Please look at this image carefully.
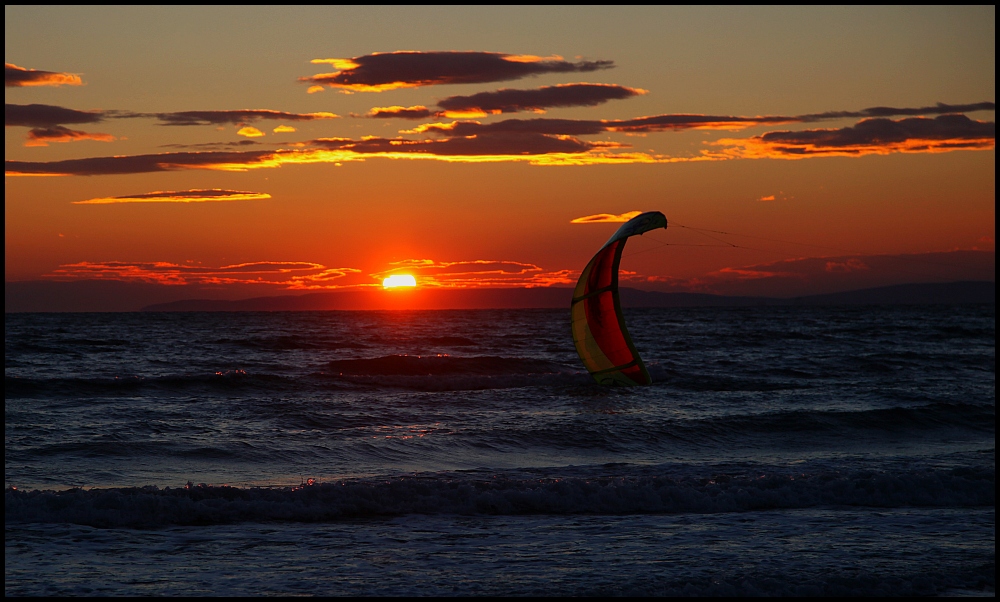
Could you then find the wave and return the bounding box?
[4,371,305,398]
[6,465,993,528]
[4,355,586,396]
[328,354,571,376]
[214,335,371,351]
[326,355,585,390]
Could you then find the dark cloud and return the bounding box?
[9,110,994,175]
[160,140,263,150]
[5,149,280,176]
[74,189,271,204]
[755,114,995,154]
[310,132,604,156]
[153,109,339,126]
[413,114,795,137]
[25,126,114,147]
[436,83,645,115]
[800,102,996,121]
[5,63,82,87]
[6,103,104,127]
[6,104,113,146]
[301,51,613,92]
[607,114,797,132]
[415,118,607,137]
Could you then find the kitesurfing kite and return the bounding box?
[571,211,668,386]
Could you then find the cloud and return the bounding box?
[6,103,104,127]
[2,137,681,175]
[237,126,265,138]
[363,105,436,119]
[757,195,776,202]
[799,101,996,122]
[159,140,263,150]
[374,259,574,288]
[24,126,115,147]
[301,51,613,92]
[570,211,643,224]
[153,109,339,126]
[73,189,271,204]
[411,114,801,138]
[44,260,355,287]
[6,103,113,147]
[410,118,606,137]
[40,257,575,290]
[607,114,798,132]
[272,125,296,133]
[5,63,82,87]
[714,115,996,158]
[10,111,994,175]
[435,83,646,117]
[309,132,615,156]
[5,149,285,176]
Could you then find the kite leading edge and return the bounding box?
[571,211,668,386]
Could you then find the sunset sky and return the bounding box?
[5,6,995,308]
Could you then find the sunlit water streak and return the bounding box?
[5,306,995,595]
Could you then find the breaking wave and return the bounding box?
[7,465,993,528]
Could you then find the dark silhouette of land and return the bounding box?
[142,281,992,311]
[5,280,993,313]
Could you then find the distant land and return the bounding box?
[136,281,991,312]
[4,280,993,313]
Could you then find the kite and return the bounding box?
[571,211,667,385]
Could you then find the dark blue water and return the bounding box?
[5,306,995,595]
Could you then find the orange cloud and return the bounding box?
[7,104,114,145]
[273,125,296,133]
[300,51,613,92]
[44,261,347,287]
[73,189,271,204]
[236,126,265,138]
[364,105,436,119]
[374,258,575,288]
[712,115,995,159]
[10,111,994,176]
[5,63,82,87]
[570,211,643,224]
[412,115,799,138]
[41,257,577,290]
[3,143,689,175]
[24,126,115,147]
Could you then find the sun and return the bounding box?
[383,274,417,288]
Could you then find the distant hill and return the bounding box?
[788,281,995,306]
[5,279,992,313]
[137,281,995,312]
[620,281,996,308]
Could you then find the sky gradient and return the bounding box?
[5,6,995,309]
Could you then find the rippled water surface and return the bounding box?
[5,306,995,595]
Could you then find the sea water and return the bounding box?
[5,306,995,595]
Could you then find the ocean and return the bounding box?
[5,305,995,595]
